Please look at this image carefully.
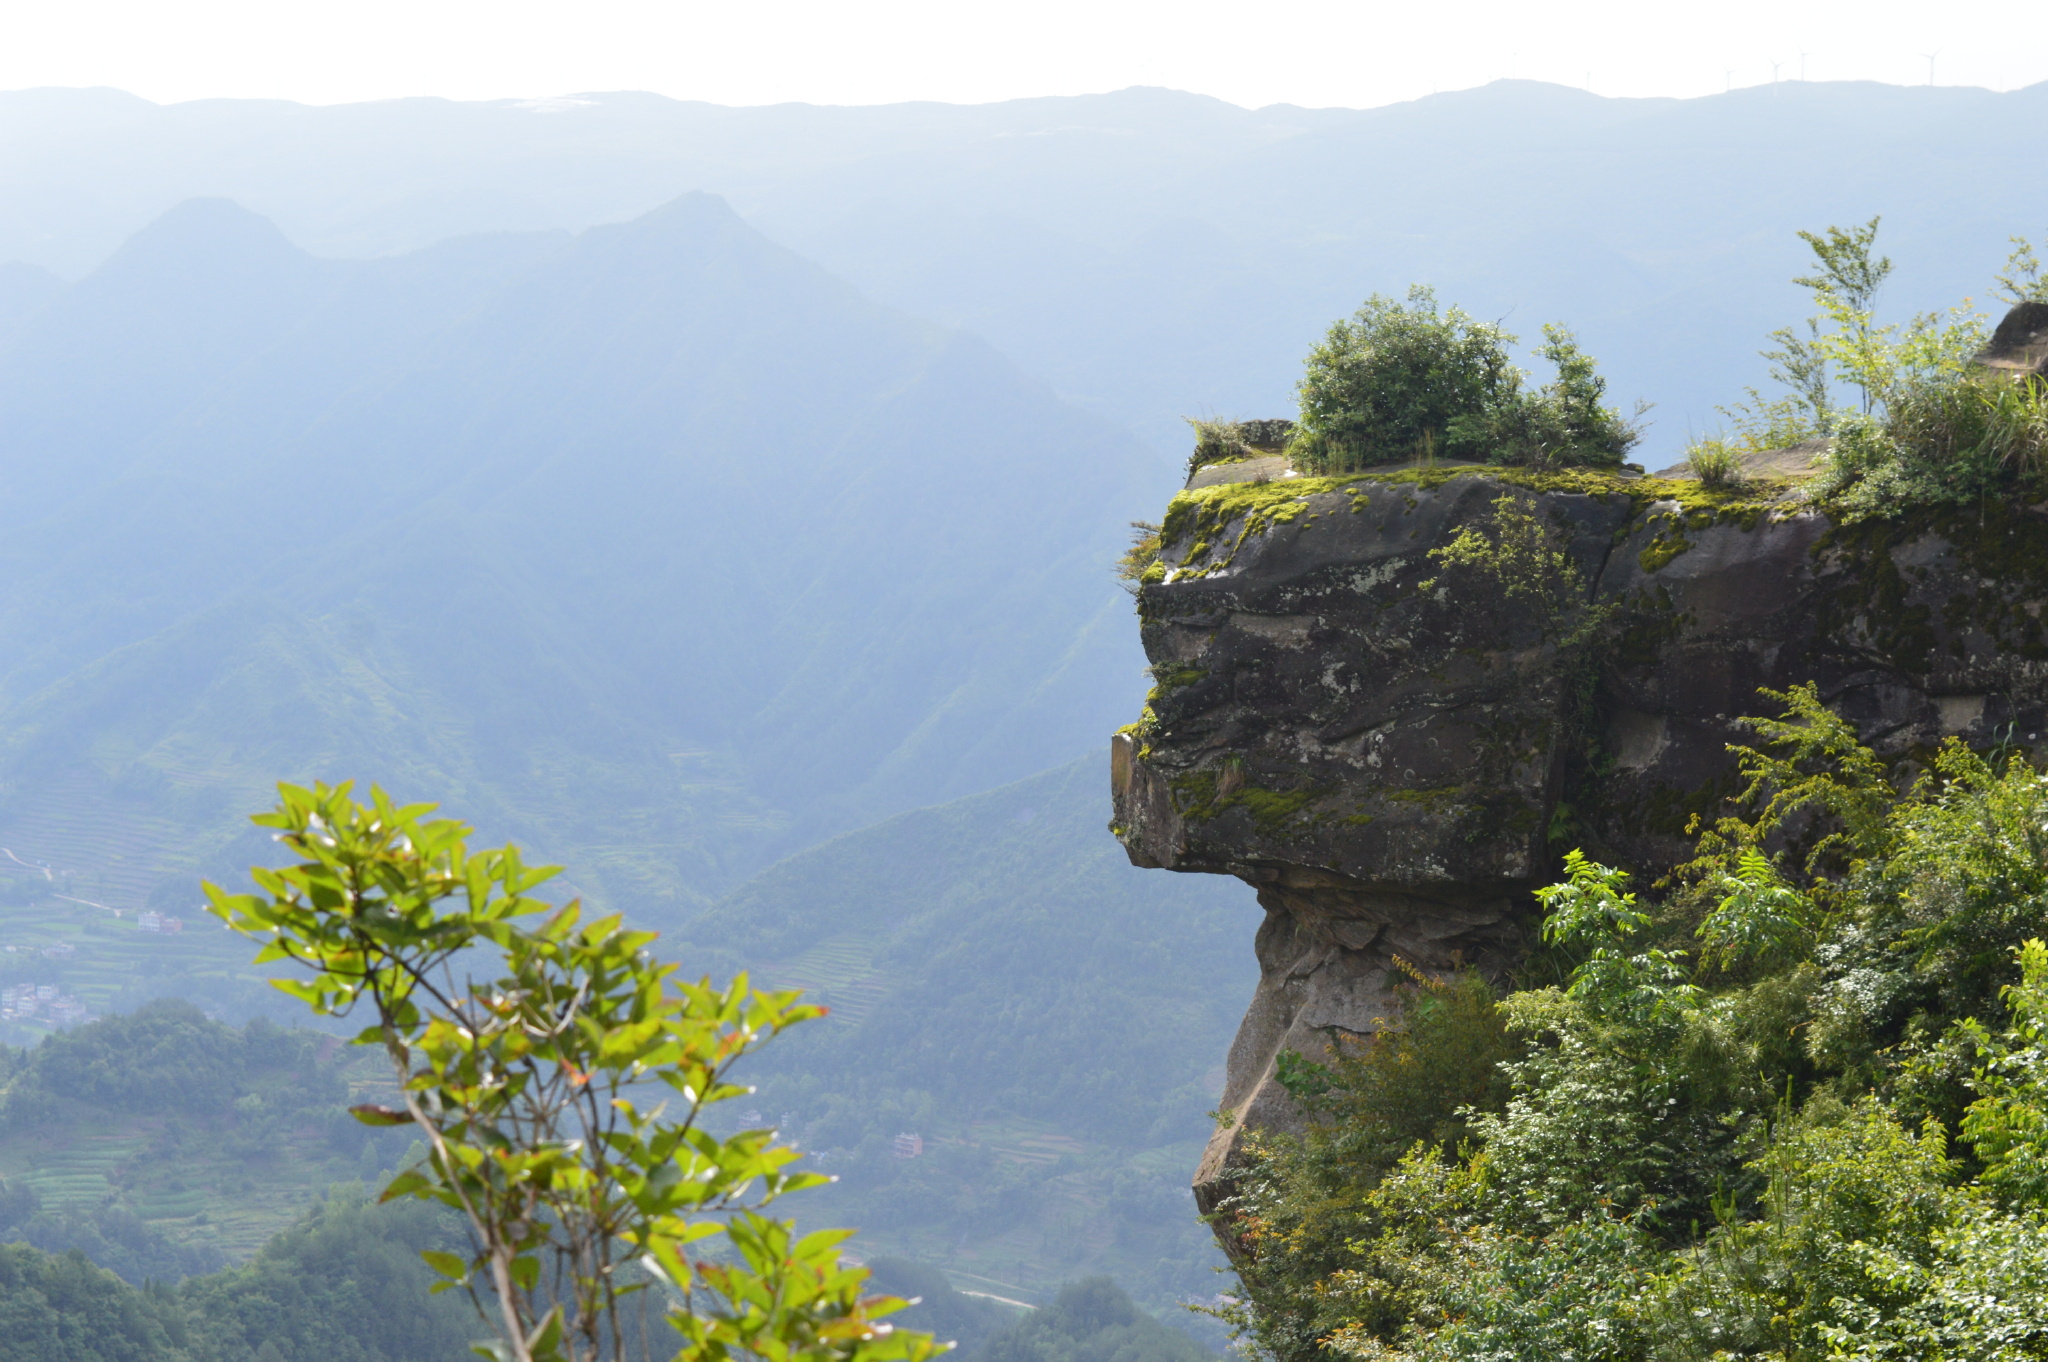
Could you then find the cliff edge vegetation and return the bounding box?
[1690,217,2048,517]
[1217,692,2048,1361]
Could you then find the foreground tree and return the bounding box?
[206,781,939,1362]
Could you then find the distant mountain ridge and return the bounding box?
[0,192,1156,922]
[3,80,2048,458]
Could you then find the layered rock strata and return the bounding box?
[1110,466,2048,1225]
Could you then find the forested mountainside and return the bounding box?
[5,81,2048,457]
[0,192,1155,946]
[0,1213,1214,1362]
[677,756,1260,1312]
[0,1191,472,1362]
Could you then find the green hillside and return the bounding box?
[672,755,1261,1317]
[0,753,1259,1332]
[0,1001,408,1277]
[0,187,1252,1323]
[0,1213,1205,1362]
[0,858,279,1030]
[0,1188,472,1362]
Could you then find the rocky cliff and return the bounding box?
[1110,462,2048,1222]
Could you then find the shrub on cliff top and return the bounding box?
[1288,287,1515,472]
[1724,216,2048,518]
[1683,437,1746,489]
[1182,418,1301,479]
[1288,287,1642,474]
[1183,418,1254,478]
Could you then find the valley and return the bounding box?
[0,67,2043,1362]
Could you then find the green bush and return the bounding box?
[1714,216,2048,518]
[1819,369,2048,519]
[1116,520,1162,594]
[1289,287,1517,472]
[1476,324,1645,470]
[1207,971,1513,1362]
[1288,288,1639,474]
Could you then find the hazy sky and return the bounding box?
[5,0,2044,109]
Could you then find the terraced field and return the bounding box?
[0,1048,404,1264]
[975,1126,1087,1168]
[10,1132,142,1210]
[0,770,198,913]
[758,938,891,1027]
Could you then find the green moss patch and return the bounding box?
[1150,467,1810,586]
[1638,525,1693,574]
[1168,767,1328,832]
[1148,665,1207,694]
[1813,500,2048,668]
[1236,786,1325,831]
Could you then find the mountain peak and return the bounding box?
[94,198,309,282]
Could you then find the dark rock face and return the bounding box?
[1110,468,2048,1226]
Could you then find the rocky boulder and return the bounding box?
[1974,299,2048,378]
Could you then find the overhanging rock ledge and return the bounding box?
[1109,465,2048,1233]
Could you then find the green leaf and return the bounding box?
[421,1249,469,1280]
